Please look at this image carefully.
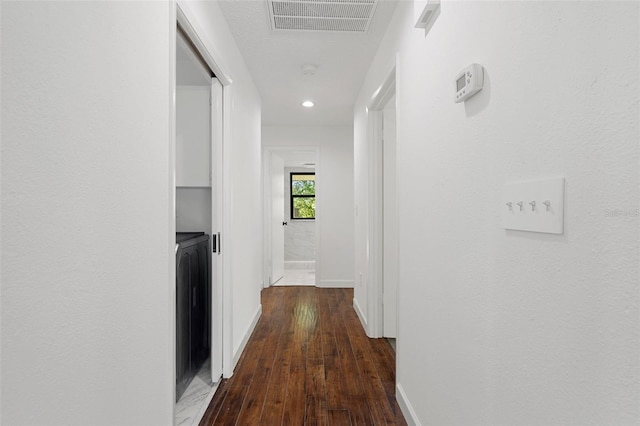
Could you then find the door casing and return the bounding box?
[365,63,398,339]
[175,0,235,393]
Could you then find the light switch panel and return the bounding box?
[502,177,565,234]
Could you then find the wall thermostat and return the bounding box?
[455,64,484,103]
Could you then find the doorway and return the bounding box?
[174,26,216,420]
[263,147,320,287]
[174,6,230,423]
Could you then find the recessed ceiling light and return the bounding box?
[302,100,314,108]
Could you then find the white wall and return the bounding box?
[1,1,264,423]
[176,188,212,236]
[175,84,212,237]
[263,126,355,287]
[284,167,316,262]
[176,85,210,187]
[1,2,175,424]
[354,1,639,425]
[178,0,263,365]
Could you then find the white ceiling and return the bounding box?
[274,149,318,168]
[217,0,398,126]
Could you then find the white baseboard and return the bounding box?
[317,279,354,288]
[396,383,421,426]
[232,304,262,369]
[284,260,315,270]
[353,297,367,330]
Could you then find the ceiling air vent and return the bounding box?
[267,0,379,33]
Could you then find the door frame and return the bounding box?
[366,64,397,338]
[262,146,320,288]
[174,0,235,390]
[382,93,398,338]
[209,77,223,382]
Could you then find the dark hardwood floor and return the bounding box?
[199,286,407,425]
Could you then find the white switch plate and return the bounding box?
[502,177,565,234]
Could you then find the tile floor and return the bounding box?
[387,338,396,352]
[273,268,316,286]
[175,359,218,426]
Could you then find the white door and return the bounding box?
[383,96,398,338]
[210,78,223,383]
[270,153,285,284]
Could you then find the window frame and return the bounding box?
[290,172,316,220]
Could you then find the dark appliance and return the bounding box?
[176,232,211,401]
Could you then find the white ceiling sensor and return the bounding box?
[415,0,440,37]
[267,0,379,33]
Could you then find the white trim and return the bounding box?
[366,109,383,338]
[284,260,315,270]
[232,304,263,369]
[210,77,224,383]
[317,279,354,288]
[396,383,421,426]
[368,68,396,111]
[365,64,397,338]
[168,0,178,416]
[176,3,231,86]
[222,84,234,378]
[353,297,367,329]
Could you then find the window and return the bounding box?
[290,173,315,219]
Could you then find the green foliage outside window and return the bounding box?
[291,173,315,219]
[292,179,315,196]
[293,198,316,218]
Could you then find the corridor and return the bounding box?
[199,287,407,425]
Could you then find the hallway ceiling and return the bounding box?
[217,0,398,126]
[277,149,317,168]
